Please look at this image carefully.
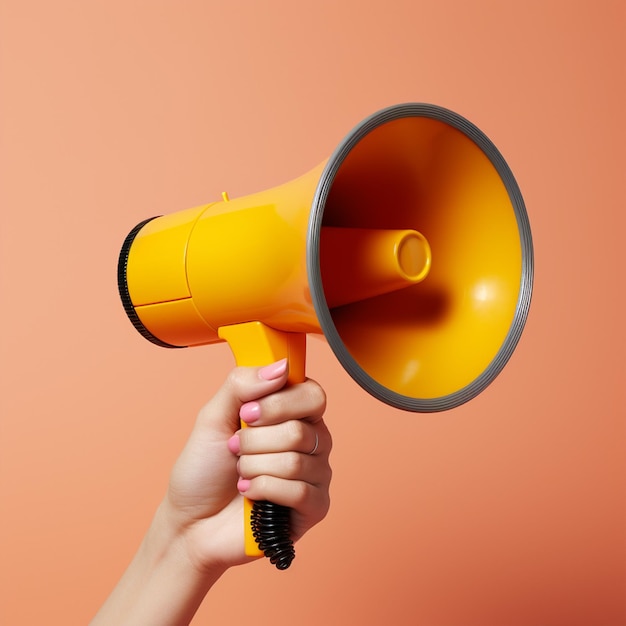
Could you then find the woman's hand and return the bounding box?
[165,358,332,572]
[90,360,331,626]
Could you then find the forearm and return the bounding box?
[90,501,226,626]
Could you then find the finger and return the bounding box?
[196,360,290,433]
[237,474,330,520]
[222,359,290,404]
[239,379,327,427]
[238,450,332,484]
[237,420,329,456]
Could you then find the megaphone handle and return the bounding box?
[217,321,307,570]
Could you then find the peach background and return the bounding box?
[1,1,624,625]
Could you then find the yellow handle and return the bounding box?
[217,321,306,557]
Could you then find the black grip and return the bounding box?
[250,500,295,570]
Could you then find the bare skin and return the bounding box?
[90,359,332,625]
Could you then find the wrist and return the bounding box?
[91,501,228,626]
[151,498,229,583]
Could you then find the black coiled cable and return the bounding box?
[251,500,295,570]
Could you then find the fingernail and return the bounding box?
[240,401,261,424]
[227,434,240,455]
[259,358,288,381]
[237,477,251,493]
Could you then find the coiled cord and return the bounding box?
[250,500,295,570]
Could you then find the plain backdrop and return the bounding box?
[1,1,624,625]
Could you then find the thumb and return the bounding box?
[197,360,290,435]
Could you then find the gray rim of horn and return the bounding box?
[307,102,534,413]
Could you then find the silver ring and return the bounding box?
[308,432,319,455]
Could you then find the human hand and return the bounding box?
[163,358,332,573]
[91,359,331,625]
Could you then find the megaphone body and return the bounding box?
[118,103,533,567]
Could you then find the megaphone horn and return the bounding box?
[117,103,534,568]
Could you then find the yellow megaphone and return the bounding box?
[117,103,534,569]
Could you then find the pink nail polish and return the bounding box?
[240,401,261,424]
[227,434,240,455]
[237,477,251,493]
[259,358,288,381]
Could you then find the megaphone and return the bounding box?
[117,103,533,569]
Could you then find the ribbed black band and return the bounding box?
[117,217,185,349]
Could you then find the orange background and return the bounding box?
[1,1,624,625]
